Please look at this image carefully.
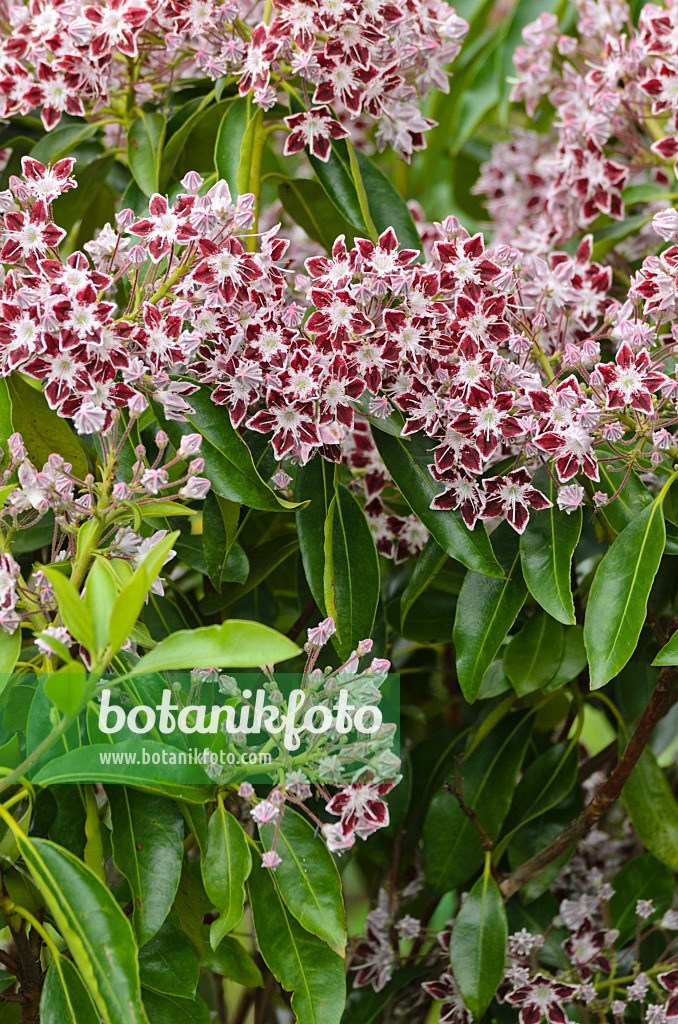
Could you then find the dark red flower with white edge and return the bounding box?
[246,396,321,459]
[283,105,348,161]
[84,0,151,58]
[422,971,473,1024]
[14,156,76,202]
[433,232,502,286]
[595,343,667,415]
[430,467,485,529]
[561,921,611,982]
[506,974,578,1024]
[352,920,394,992]
[659,969,678,1018]
[129,194,197,264]
[36,62,84,130]
[481,469,552,534]
[355,227,419,279]
[534,425,599,483]
[307,289,373,346]
[451,390,524,461]
[1,201,66,262]
[325,781,395,838]
[192,237,263,304]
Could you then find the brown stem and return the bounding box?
[286,598,317,642]
[500,666,678,898]
[9,923,43,1024]
[446,757,493,851]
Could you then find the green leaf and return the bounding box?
[449,871,507,1019]
[83,559,117,654]
[160,99,220,191]
[128,113,166,197]
[506,742,579,837]
[372,430,501,577]
[127,619,301,675]
[32,740,213,803]
[584,498,666,689]
[248,850,346,1024]
[323,484,380,659]
[306,138,367,232]
[30,124,98,163]
[260,808,346,956]
[400,537,448,630]
[214,97,250,196]
[109,787,184,946]
[138,921,199,997]
[17,835,149,1024]
[200,934,263,988]
[7,374,87,477]
[174,863,206,959]
[202,795,252,949]
[40,954,100,1024]
[520,468,580,624]
[596,452,653,534]
[153,386,304,511]
[503,612,565,697]
[279,179,357,250]
[609,854,675,944]
[0,629,21,680]
[51,155,115,235]
[44,663,93,715]
[142,990,210,1024]
[622,747,678,869]
[423,713,533,895]
[42,566,95,653]
[591,214,652,261]
[108,531,180,656]
[453,523,527,701]
[352,148,422,252]
[202,492,247,590]
[296,457,336,613]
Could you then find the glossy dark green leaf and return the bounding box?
[202,492,247,590]
[40,954,100,1024]
[248,850,346,1024]
[519,468,580,624]
[400,537,448,629]
[296,457,336,613]
[160,98,222,190]
[260,808,346,955]
[453,523,527,701]
[609,854,675,944]
[214,97,250,196]
[584,499,666,689]
[324,484,380,659]
[33,741,213,803]
[307,139,366,233]
[128,112,166,197]
[108,787,184,946]
[17,836,148,1024]
[449,871,507,1018]
[506,742,579,837]
[142,989,210,1024]
[372,430,501,578]
[622,747,678,869]
[174,863,206,960]
[51,155,115,235]
[591,214,652,261]
[153,386,304,511]
[352,148,421,251]
[200,934,263,988]
[217,535,299,608]
[8,374,87,477]
[279,179,358,250]
[30,124,97,163]
[596,452,653,534]
[138,921,199,998]
[423,713,533,895]
[128,619,300,675]
[202,795,252,949]
[503,612,565,697]
[543,626,587,692]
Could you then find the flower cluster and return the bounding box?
[0,0,467,157]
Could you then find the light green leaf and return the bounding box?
[40,954,100,1024]
[127,620,301,675]
[42,567,95,653]
[200,934,263,988]
[623,747,678,869]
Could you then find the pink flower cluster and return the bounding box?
[0,0,467,157]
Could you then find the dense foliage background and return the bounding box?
[1,0,678,1021]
